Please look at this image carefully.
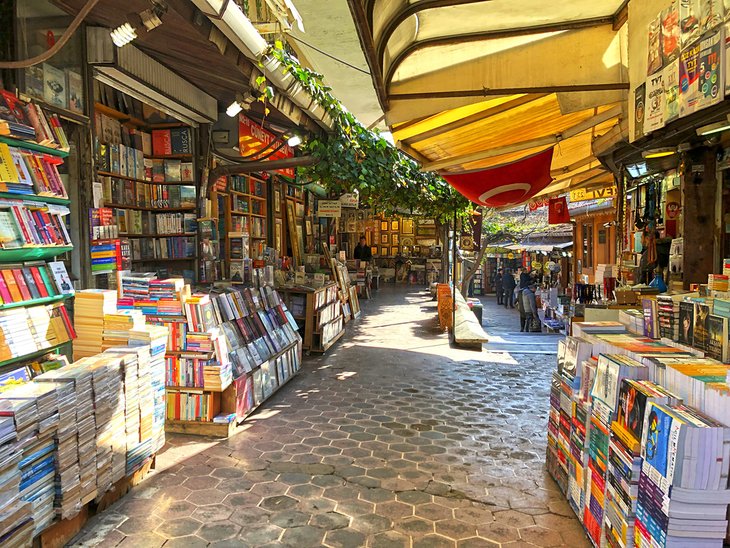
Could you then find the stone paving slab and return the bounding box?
[68,287,588,548]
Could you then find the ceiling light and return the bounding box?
[226,101,243,117]
[110,23,138,47]
[110,0,168,48]
[642,147,677,159]
[697,119,730,136]
[287,135,302,147]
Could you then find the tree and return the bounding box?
[460,207,548,296]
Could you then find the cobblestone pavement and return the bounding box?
[70,288,588,547]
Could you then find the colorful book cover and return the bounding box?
[679,0,702,47]
[42,63,67,109]
[692,302,711,352]
[678,301,694,346]
[705,313,729,362]
[47,261,74,296]
[66,70,83,113]
[663,58,680,123]
[679,40,702,116]
[697,30,723,110]
[617,381,649,443]
[634,83,646,139]
[170,128,192,154]
[641,403,680,484]
[642,298,659,339]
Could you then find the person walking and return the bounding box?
[519,268,532,289]
[520,282,541,332]
[494,268,504,305]
[502,268,516,309]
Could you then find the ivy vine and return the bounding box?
[269,45,470,224]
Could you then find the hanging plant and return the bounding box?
[269,45,471,224]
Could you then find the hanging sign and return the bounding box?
[317,200,342,218]
[569,186,617,203]
[238,114,294,178]
[339,193,359,208]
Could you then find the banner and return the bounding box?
[548,197,571,225]
[339,193,359,208]
[569,186,617,203]
[442,148,555,208]
[238,114,294,178]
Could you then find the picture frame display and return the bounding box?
[380,247,389,256]
[380,233,389,244]
[391,246,399,256]
[401,218,414,235]
[391,220,399,232]
[392,233,399,245]
[380,220,389,231]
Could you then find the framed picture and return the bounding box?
[414,245,421,254]
[417,238,436,247]
[275,219,283,253]
[305,219,312,236]
[380,233,389,244]
[274,189,281,214]
[401,218,414,235]
[380,247,388,256]
[380,220,389,231]
[371,246,378,256]
[391,246,399,256]
[392,233,399,245]
[390,220,399,231]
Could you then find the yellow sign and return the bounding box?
[569,186,617,203]
[531,261,542,271]
[507,252,515,259]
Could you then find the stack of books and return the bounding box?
[73,290,118,359]
[103,349,141,455]
[546,368,568,494]
[102,310,145,350]
[46,381,79,519]
[18,435,56,534]
[708,274,729,291]
[636,402,730,547]
[0,143,67,198]
[0,409,33,546]
[656,295,682,341]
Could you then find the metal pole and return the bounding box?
[452,207,457,343]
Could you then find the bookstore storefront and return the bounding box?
[0,1,367,545]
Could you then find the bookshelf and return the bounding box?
[0,136,75,374]
[93,82,198,282]
[224,174,268,268]
[278,283,345,353]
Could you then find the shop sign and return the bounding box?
[317,200,342,218]
[528,197,549,211]
[238,114,294,178]
[507,252,515,259]
[645,72,665,132]
[532,261,542,271]
[569,186,617,203]
[339,193,359,208]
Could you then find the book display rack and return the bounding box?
[225,174,268,267]
[278,282,345,353]
[546,322,730,548]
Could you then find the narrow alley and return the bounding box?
[70,288,588,548]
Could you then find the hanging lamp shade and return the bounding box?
[441,148,555,208]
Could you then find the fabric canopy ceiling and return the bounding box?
[347,0,630,205]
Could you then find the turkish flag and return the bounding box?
[441,148,555,208]
[548,196,571,224]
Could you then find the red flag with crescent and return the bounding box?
[441,148,555,208]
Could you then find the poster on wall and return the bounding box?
[645,72,666,132]
[664,59,681,122]
[648,15,663,75]
[662,2,681,64]
[634,83,646,138]
[697,29,724,109]
[701,0,725,33]
[680,0,702,47]
[679,40,702,116]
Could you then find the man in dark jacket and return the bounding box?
[502,269,516,308]
[494,268,504,305]
[353,236,372,262]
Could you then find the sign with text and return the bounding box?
[569,186,617,203]
[238,114,294,178]
[317,200,342,218]
[339,193,359,208]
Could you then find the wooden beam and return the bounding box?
[401,94,548,145]
[396,142,431,165]
[422,105,622,171]
[392,84,629,102]
[207,156,315,199]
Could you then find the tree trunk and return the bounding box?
[460,244,489,297]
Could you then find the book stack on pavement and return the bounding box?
[0,410,33,547]
[103,348,141,471]
[73,290,117,360]
[584,354,649,546]
[35,364,96,506]
[102,310,145,351]
[637,402,730,547]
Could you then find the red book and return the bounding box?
[11,269,31,301]
[10,206,31,244]
[29,267,49,298]
[58,304,76,339]
[152,130,172,156]
[1,271,22,302]
[0,272,12,303]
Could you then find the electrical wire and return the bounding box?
[286,34,370,75]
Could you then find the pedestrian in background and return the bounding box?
[494,268,504,305]
[502,268,516,309]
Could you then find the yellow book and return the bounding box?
[0,143,19,183]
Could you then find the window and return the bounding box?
[583,223,593,269]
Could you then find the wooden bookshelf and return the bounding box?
[94,89,199,280]
[223,174,269,270]
[0,192,70,205]
[278,283,344,353]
